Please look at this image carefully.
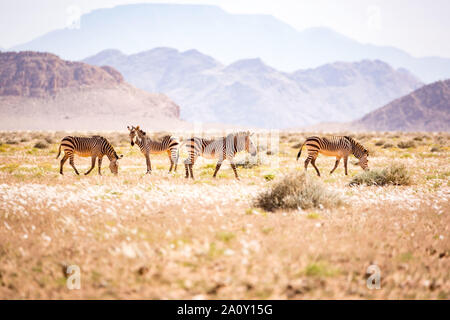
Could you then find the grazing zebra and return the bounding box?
[56,136,123,175]
[296,136,369,176]
[127,125,180,174]
[183,131,257,180]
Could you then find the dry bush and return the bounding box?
[383,143,394,149]
[397,140,416,149]
[33,141,49,149]
[374,140,385,146]
[349,163,411,186]
[235,154,263,169]
[6,140,18,145]
[254,171,343,212]
[430,146,441,152]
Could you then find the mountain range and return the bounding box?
[0,51,181,130]
[356,79,450,131]
[84,47,422,128]
[10,3,450,83]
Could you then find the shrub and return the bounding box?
[6,140,18,145]
[349,163,411,186]
[44,137,54,144]
[383,143,394,149]
[254,171,343,212]
[291,142,303,149]
[33,141,49,149]
[430,147,441,152]
[397,140,415,149]
[235,154,262,168]
[374,140,385,146]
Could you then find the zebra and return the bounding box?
[183,131,257,180]
[296,136,369,176]
[127,125,180,174]
[56,136,123,175]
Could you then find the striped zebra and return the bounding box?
[56,136,123,175]
[296,136,369,176]
[127,125,180,174]
[183,131,257,180]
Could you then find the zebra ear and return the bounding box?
[136,126,140,130]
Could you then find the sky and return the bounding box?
[1,0,449,58]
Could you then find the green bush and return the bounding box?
[254,171,343,212]
[349,163,411,186]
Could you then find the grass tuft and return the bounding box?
[254,171,343,212]
[33,141,49,149]
[349,163,411,186]
[397,140,416,149]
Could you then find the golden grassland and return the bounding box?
[0,130,449,299]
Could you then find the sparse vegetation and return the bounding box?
[0,130,448,299]
[349,163,411,186]
[254,171,343,211]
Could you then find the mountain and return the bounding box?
[355,80,450,131]
[84,48,422,128]
[11,3,450,83]
[0,51,180,130]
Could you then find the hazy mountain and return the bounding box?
[84,48,422,128]
[0,51,181,130]
[356,80,450,131]
[11,3,450,83]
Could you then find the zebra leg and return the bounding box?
[230,162,240,180]
[344,156,348,175]
[145,153,152,174]
[184,163,189,178]
[69,155,79,175]
[311,158,320,177]
[167,150,174,173]
[188,163,195,179]
[212,161,223,178]
[330,157,341,174]
[85,156,97,175]
[59,153,69,175]
[98,157,103,176]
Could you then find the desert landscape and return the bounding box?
[0,130,448,299]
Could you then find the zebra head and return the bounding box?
[109,154,123,175]
[355,149,369,171]
[127,125,137,146]
[236,131,257,156]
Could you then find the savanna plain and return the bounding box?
[0,130,448,299]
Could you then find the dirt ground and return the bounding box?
[0,130,448,299]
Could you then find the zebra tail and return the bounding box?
[56,144,62,159]
[296,141,306,161]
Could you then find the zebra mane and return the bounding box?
[344,136,368,157]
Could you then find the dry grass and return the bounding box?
[0,131,449,299]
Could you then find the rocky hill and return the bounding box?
[355,80,450,131]
[0,51,181,130]
[84,48,422,128]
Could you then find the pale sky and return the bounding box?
[1,0,449,58]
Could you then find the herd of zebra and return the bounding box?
[56,125,370,179]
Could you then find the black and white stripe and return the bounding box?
[183,131,256,180]
[296,135,369,176]
[127,125,179,174]
[56,136,122,175]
